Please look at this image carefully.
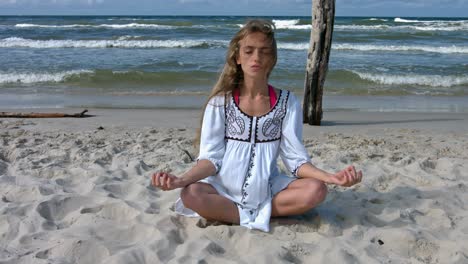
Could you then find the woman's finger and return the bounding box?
[151,173,157,186]
[165,175,172,190]
[349,165,357,176]
[153,172,161,187]
[349,170,358,185]
[345,170,353,184]
[160,173,167,188]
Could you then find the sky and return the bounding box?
[0,0,467,17]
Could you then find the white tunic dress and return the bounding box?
[175,89,311,232]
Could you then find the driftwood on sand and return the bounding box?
[0,109,93,118]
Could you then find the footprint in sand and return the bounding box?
[419,158,436,172]
[102,182,141,200]
[80,206,102,214]
[4,184,54,203]
[404,208,452,230]
[35,239,109,263]
[36,195,96,229]
[144,202,159,214]
[279,247,302,264]
[205,241,226,256]
[154,216,188,263]
[0,159,8,175]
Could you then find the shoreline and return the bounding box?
[2,107,467,134]
[2,94,468,113]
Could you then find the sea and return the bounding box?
[1,16,467,112]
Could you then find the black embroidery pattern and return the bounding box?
[261,105,286,138]
[254,90,289,143]
[240,143,256,208]
[213,160,222,174]
[226,103,245,136]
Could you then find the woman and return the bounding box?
[151,19,362,232]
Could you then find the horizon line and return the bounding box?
[0,14,467,19]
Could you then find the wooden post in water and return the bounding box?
[303,0,335,125]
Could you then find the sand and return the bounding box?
[1,108,468,263]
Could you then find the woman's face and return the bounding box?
[236,32,274,80]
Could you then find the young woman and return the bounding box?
[151,19,362,232]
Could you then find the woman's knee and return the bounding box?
[303,180,328,206]
[180,183,208,209]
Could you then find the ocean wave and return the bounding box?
[394,17,468,23]
[336,25,391,30]
[0,37,228,49]
[334,43,468,54]
[272,19,311,30]
[3,37,466,54]
[353,71,468,87]
[236,20,311,30]
[0,70,216,86]
[0,70,93,84]
[336,24,468,31]
[394,18,422,23]
[280,43,468,54]
[277,43,308,50]
[369,18,389,22]
[116,35,142,40]
[15,23,175,29]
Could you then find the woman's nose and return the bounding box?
[253,50,261,62]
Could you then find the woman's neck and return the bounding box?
[240,77,268,98]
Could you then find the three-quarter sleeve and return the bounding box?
[279,92,310,177]
[197,95,226,174]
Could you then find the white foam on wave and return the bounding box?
[369,18,388,22]
[107,18,160,21]
[278,43,468,54]
[237,20,311,30]
[4,38,466,54]
[272,19,299,27]
[0,37,228,49]
[15,23,174,29]
[336,24,468,31]
[272,19,310,30]
[0,70,92,84]
[394,18,421,23]
[277,43,308,50]
[394,17,468,23]
[353,71,468,87]
[116,35,141,40]
[336,25,391,30]
[334,43,468,54]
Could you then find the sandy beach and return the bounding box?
[1,108,468,263]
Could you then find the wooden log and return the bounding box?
[303,0,335,126]
[0,109,93,118]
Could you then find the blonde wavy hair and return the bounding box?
[194,19,278,148]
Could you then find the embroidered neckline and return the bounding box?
[231,89,283,119]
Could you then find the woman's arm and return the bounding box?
[152,96,226,191]
[296,162,333,182]
[297,162,362,187]
[151,159,216,191]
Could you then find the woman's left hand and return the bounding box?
[328,165,363,187]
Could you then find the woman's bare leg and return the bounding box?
[271,178,327,217]
[180,183,240,224]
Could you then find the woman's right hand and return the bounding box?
[151,172,184,191]
[327,165,362,187]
